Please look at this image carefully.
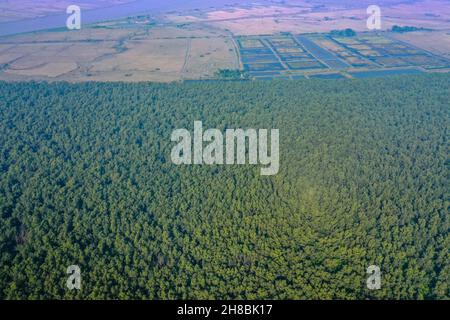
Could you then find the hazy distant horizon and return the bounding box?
[0,0,446,39]
[0,0,246,36]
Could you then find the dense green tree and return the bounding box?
[0,75,448,299]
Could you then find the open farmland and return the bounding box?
[0,0,449,82]
[166,0,450,35]
[391,31,450,60]
[0,16,239,82]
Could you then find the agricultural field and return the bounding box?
[235,31,450,80]
[166,0,450,35]
[0,0,449,82]
[0,16,239,82]
[391,31,450,60]
[331,33,450,71]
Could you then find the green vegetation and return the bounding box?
[0,75,449,299]
[391,25,431,33]
[216,69,249,80]
[330,28,356,37]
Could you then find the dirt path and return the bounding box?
[181,38,192,77]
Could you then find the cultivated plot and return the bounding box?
[236,32,450,80]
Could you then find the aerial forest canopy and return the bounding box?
[0,75,448,299]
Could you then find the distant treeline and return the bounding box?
[391,25,432,33]
[330,28,356,37]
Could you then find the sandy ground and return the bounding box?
[182,37,238,79]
